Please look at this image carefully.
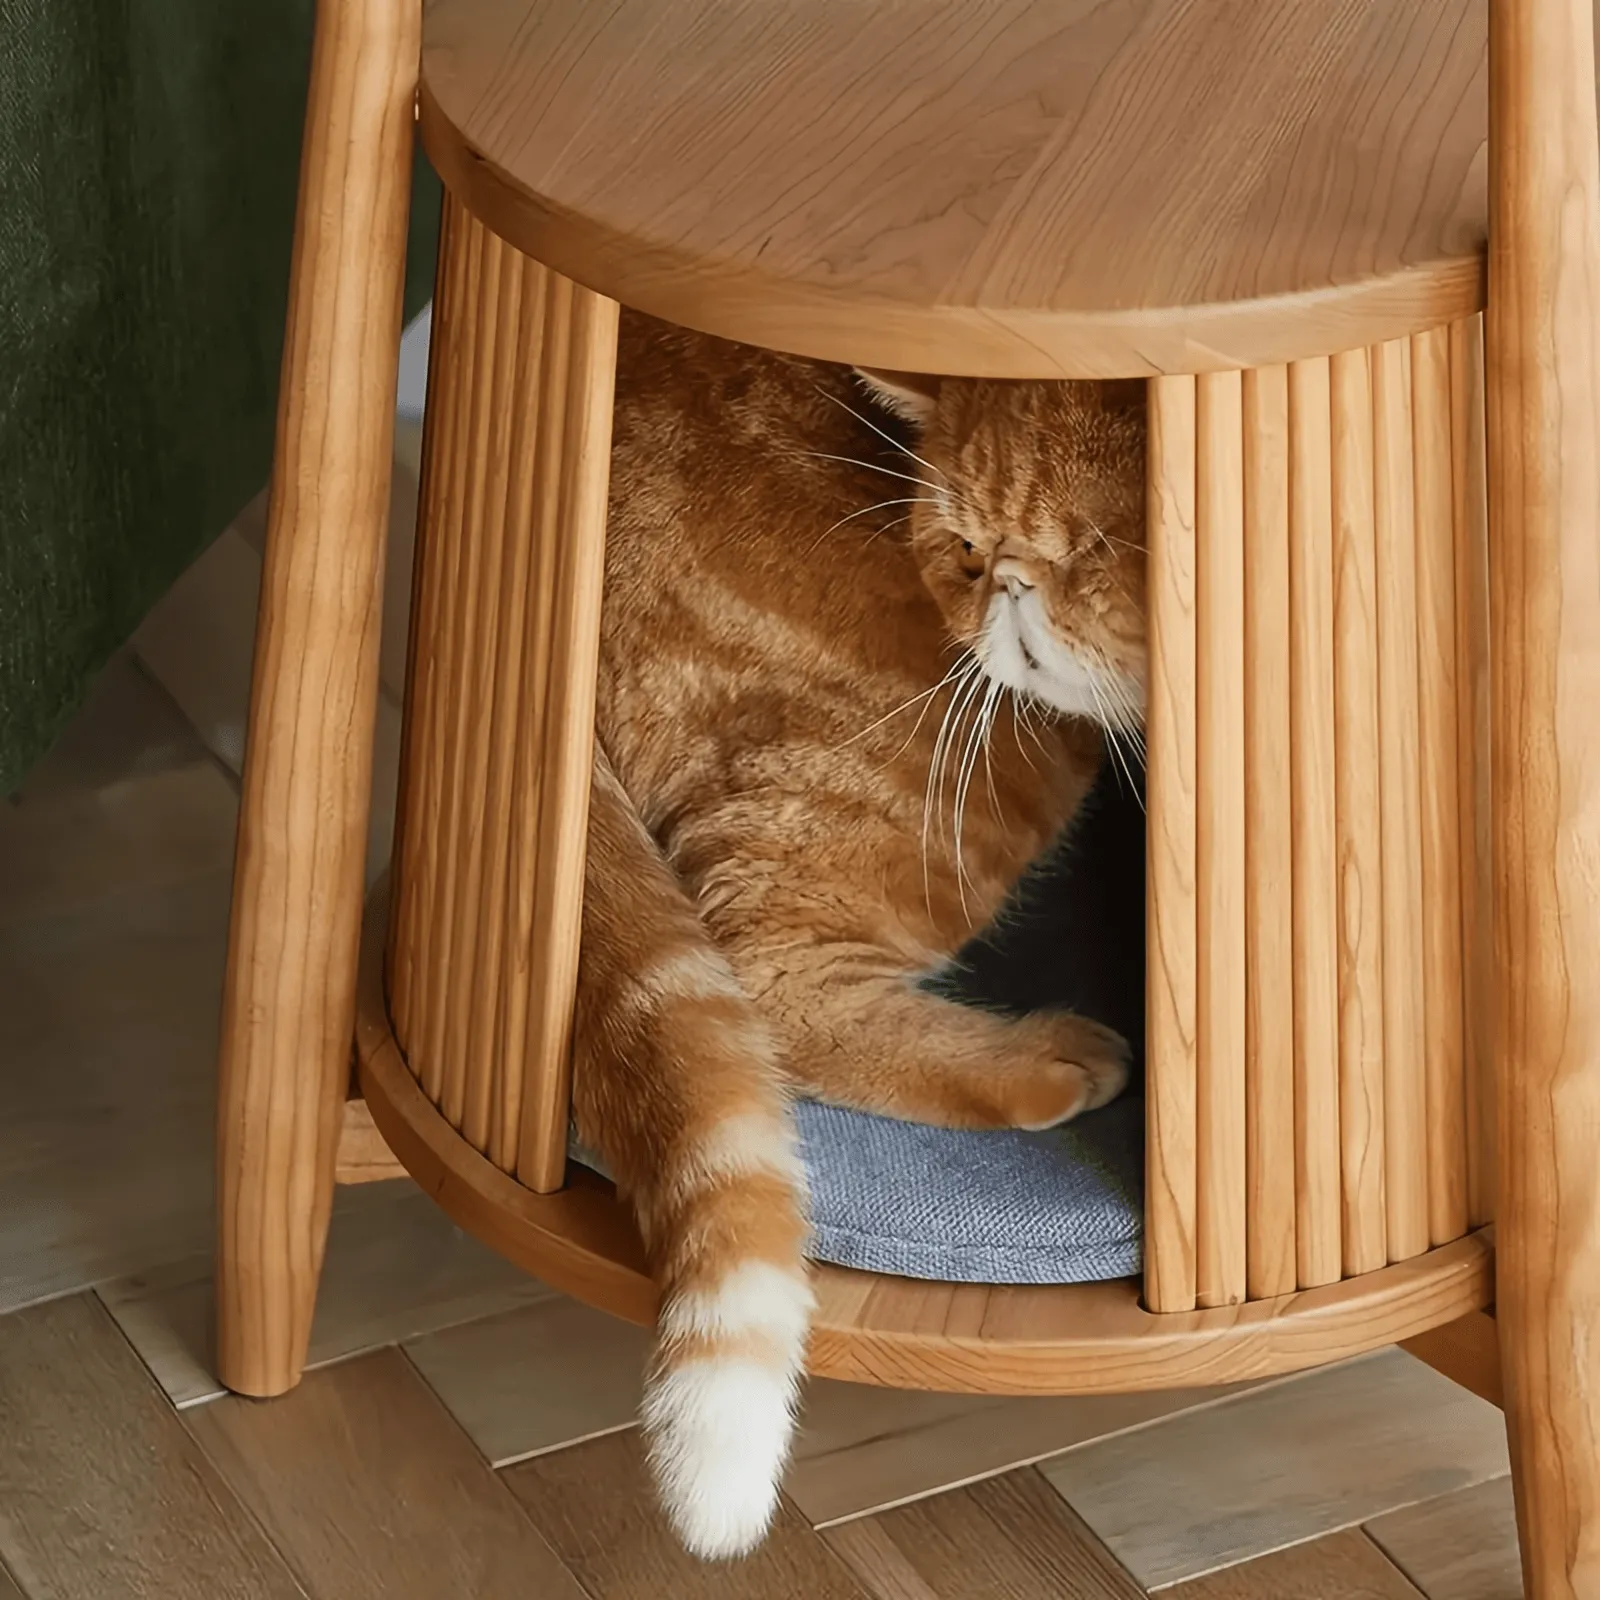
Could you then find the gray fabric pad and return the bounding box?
[794,1095,1143,1285]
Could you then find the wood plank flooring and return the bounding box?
[1367,1478,1523,1600]
[0,507,1528,1598]
[824,1473,1147,1600]
[0,1296,307,1600]
[188,1350,587,1600]
[0,1287,1525,1600]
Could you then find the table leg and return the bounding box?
[214,0,419,1397]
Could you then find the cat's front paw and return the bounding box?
[1003,1017,1130,1130]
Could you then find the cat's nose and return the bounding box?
[994,558,1035,601]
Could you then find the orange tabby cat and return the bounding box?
[572,312,1147,1557]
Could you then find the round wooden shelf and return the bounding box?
[419,0,1490,378]
[354,906,1495,1396]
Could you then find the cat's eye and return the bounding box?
[960,539,974,554]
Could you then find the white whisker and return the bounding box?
[806,496,940,554]
[921,657,985,907]
[1008,698,1039,771]
[817,384,950,485]
[851,652,968,751]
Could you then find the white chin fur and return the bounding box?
[642,1357,800,1559]
[979,591,1142,723]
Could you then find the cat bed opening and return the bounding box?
[578,760,1147,1288]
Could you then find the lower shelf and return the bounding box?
[352,916,1495,1395]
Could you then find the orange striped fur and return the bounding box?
[571,315,1147,1555]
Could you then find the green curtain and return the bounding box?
[0,0,440,792]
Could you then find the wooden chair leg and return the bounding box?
[215,0,420,1397]
[1487,1,1600,1594]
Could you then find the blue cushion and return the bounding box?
[794,1094,1142,1285]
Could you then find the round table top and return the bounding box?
[421,0,1489,377]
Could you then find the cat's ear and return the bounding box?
[854,367,941,428]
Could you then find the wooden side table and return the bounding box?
[213,3,1600,1593]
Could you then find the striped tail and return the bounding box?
[572,747,814,1558]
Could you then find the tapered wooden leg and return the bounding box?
[1488,1,1600,1595]
[215,0,419,1397]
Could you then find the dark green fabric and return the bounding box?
[0,0,439,792]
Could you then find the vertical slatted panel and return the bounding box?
[1241,365,1297,1300]
[432,225,511,1130]
[496,279,571,1172]
[1288,356,1344,1289]
[1371,340,1430,1264]
[414,231,481,1118]
[388,195,461,1050]
[1144,374,1200,1314]
[1330,346,1388,1278]
[1411,326,1471,1246]
[460,258,548,1154]
[1194,370,1248,1309]
[387,193,618,1189]
[1450,315,1496,1229]
[514,281,619,1191]
[396,206,485,1104]
[1149,332,1482,1312]
[445,241,526,1137]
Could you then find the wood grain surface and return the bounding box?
[0,1296,307,1600]
[505,1431,871,1600]
[1161,1529,1426,1599]
[1330,345,1389,1279]
[1449,315,1496,1232]
[1367,1476,1522,1600]
[1486,1,1600,1594]
[215,0,418,1397]
[385,193,618,1190]
[421,0,1488,377]
[1287,356,1345,1291]
[789,1377,1266,1528]
[1409,325,1471,1249]
[335,1096,406,1184]
[1193,370,1248,1311]
[1145,374,1200,1314]
[187,1348,586,1600]
[1040,1349,1507,1589]
[1241,365,1297,1302]
[1371,339,1430,1267]
[824,1472,1145,1600]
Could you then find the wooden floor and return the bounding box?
[0,454,1524,1599]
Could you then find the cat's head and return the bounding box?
[856,368,1147,732]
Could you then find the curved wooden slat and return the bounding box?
[1194,370,1248,1310]
[1372,338,1429,1264]
[1287,355,1344,1291]
[1330,346,1388,1279]
[1242,365,1297,1301]
[1145,375,1199,1315]
[1450,315,1495,1231]
[1410,324,1470,1248]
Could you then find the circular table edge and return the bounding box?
[419,80,1488,381]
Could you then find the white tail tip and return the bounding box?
[642,1358,799,1559]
